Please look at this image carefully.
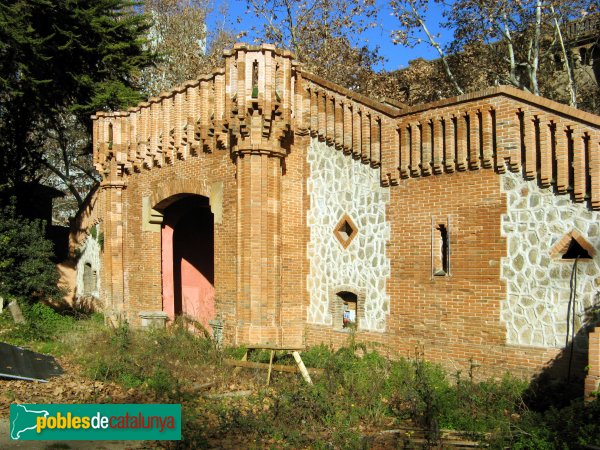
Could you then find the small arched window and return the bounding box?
[332,291,358,330]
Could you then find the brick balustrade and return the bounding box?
[92,45,600,210]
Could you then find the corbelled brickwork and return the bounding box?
[77,44,600,381]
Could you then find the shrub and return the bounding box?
[80,321,220,399]
[301,344,333,368]
[498,398,600,449]
[0,201,62,303]
[0,302,76,345]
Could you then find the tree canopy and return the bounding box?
[138,0,235,97]
[1,0,599,219]
[0,0,154,192]
[244,0,383,92]
[389,0,599,109]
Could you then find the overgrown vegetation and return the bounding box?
[0,301,97,357]
[2,306,599,448]
[78,319,222,397]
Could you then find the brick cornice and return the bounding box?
[300,71,404,116]
[395,86,600,128]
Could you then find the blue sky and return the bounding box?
[208,0,450,72]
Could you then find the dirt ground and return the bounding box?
[0,359,158,450]
[0,418,152,450]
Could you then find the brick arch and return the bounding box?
[151,179,211,211]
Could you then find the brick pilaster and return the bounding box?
[585,326,600,400]
[235,154,283,345]
[101,176,126,322]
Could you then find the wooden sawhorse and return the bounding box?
[231,345,313,385]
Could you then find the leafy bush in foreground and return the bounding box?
[0,202,61,303]
[0,302,76,345]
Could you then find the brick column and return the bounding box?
[585,326,600,401]
[235,153,283,345]
[101,179,126,323]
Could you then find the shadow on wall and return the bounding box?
[161,195,215,329]
[524,299,600,410]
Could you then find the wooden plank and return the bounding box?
[266,350,275,385]
[224,359,323,375]
[245,344,305,351]
[292,350,313,384]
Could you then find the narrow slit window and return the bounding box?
[433,223,450,276]
[108,122,113,148]
[252,60,259,98]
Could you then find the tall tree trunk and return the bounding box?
[550,2,577,107]
[529,0,542,96]
[413,5,464,96]
[501,15,524,90]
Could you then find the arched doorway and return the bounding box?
[160,195,215,331]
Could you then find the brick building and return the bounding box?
[74,44,600,390]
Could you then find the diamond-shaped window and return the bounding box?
[334,214,358,249]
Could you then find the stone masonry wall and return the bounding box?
[88,44,600,372]
[306,138,390,332]
[501,171,600,349]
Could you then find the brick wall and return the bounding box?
[117,152,237,328]
[586,327,600,399]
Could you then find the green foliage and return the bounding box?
[0,202,62,303]
[223,345,247,360]
[496,398,600,449]
[0,302,76,346]
[300,343,334,368]
[10,313,597,449]
[206,341,529,448]
[0,0,152,115]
